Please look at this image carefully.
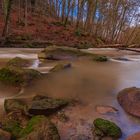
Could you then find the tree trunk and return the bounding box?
[2,0,12,37]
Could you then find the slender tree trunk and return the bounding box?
[24,0,28,27]
[2,0,12,37]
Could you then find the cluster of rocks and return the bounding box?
[0,94,69,140]
[0,94,123,140]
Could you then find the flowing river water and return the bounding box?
[0,48,140,140]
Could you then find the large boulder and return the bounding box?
[126,132,140,140]
[38,46,85,60]
[92,118,122,140]
[50,63,71,72]
[19,115,60,140]
[117,87,140,117]
[38,46,108,62]
[0,67,41,86]
[27,95,68,116]
[0,129,11,140]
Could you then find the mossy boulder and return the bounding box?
[93,118,122,139]
[7,57,31,68]
[2,115,60,140]
[38,46,86,60]
[2,119,22,138]
[117,87,140,117]
[27,95,68,116]
[50,63,71,72]
[19,115,60,140]
[4,99,25,113]
[0,67,41,86]
[93,56,108,62]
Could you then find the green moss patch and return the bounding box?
[2,120,22,138]
[93,118,122,138]
[19,115,60,140]
[0,67,41,86]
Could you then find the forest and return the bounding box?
[0,0,140,46]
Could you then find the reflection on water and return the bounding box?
[0,48,140,139]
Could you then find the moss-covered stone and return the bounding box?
[50,63,71,72]
[2,119,22,138]
[7,57,31,68]
[38,46,86,60]
[93,118,122,138]
[0,67,41,86]
[38,46,108,63]
[19,115,60,140]
[93,56,108,62]
[27,95,68,116]
[0,67,24,85]
[4,99,25,113]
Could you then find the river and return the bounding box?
[0,48,140,140]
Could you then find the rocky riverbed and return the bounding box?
[0,47,140,140]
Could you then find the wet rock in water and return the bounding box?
[7,57,31,68]
[114,57,130,61]
[38,45,86,60]
[117,87,140,117]
[19,115,60,140]
[93,56,108,62]
[27,95,68,116]
[50,63,71,72]
[38,45,108,62]
[0,129,11,140]
[126,132,140,140]
[0,67,41,86]
[4,99,25,113]
[95,105,118,114]
[92,118,122,140]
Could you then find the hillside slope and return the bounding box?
[0,11,105,48]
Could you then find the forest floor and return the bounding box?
[0,11,106,48]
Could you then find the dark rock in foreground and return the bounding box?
[2,115,60,140]
[92,118,122,140]
[19,115,60,140]
[117,87,140,117]
[27,95,68,116]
